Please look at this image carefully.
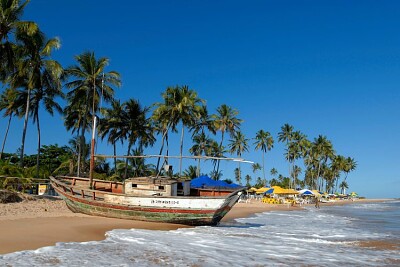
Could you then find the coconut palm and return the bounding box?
[23,36,63,176]
[64,51,120,176]
[189,132,212,177]
[0,0,37,80]
[183,165,198,179]
[189,104,216,136]
[270,167,278,179]
[313,135,334,190]
[212,104,242,174]
[245,174,252,187]
[292,165,302,189]
[254,130,274,181]
[331,155,346,192]
[0,88,19,159]
[9,27,63,169]
[208,139,225,179]
[114,99,155,178]
[153,85,204,176]
[339,180,349,195]
[99,99,123,174]
[278,123,294,182]
[228,131,249,185]
[343,157,357,181]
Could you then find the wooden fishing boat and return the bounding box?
[50,175,243,226]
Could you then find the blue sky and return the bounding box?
[1,0,399,198]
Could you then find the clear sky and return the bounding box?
[1,0,399,198]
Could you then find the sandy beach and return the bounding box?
[0,196,389,255]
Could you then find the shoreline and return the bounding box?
[0,197,392,255]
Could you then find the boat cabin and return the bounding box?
[124,177,191,196]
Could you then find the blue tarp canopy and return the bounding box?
[190,175,241,189]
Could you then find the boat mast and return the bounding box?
[89,74,97,189]
[89,115,97,189]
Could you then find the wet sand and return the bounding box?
[0,197,390,254]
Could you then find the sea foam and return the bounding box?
[1,202,399,266]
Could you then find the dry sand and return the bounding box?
[0,196,389,255]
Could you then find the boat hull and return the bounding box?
[50,176,242,226]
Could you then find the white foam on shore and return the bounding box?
[1,202,399,266]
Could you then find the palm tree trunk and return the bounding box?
[113,142,117,174]
[77,128,83,177]
[238,162,241,185]
[156,129,168,174]
[20,88,31,167]
[0,114,12,160]
[262,152,265,181]
[197,158,201,177]
[179,126,185,177]
[77,89,91,177]
[36,112,41,178]
[124,143,132,179]
[216,131,225,174]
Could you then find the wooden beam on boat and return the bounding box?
[94,154,254,164]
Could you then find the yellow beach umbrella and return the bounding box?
[312,190,321,197]
[255,187,270,194]
[247,187,257,193]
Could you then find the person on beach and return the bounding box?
[315,197,320,208]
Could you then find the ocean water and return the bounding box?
[1,200,399,267]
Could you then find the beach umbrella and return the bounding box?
[311,190,321,197]
[247,187,257,193]
[264,186,298,195]
[255,187,270,194]
[298,189,314,196]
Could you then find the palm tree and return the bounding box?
[292,165,302,189]
[0,0,37,81]
[285,131,306,188]
[339,180,349,195]
[153,85,204,176]
[228,131,249,185]
[208,139,225,180]
[251,163,261,187]
[114,99,155,178]
[9,27,63,169]
[278,123,294,184]
[99,99,123,174]
[332,155,346,192]
[183,165,198,179]
[190,104,216,136]
[64,51,121,176]
[0,88,19,159]
[212,104,242,174]
[23,35,63,176]
[129,147,155,177]
[244,174,252,187]
[254,130,274,181]
[270,168,278,180]
[189,132,212,177]
[313,135,334,190]
[343,157,357,182]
